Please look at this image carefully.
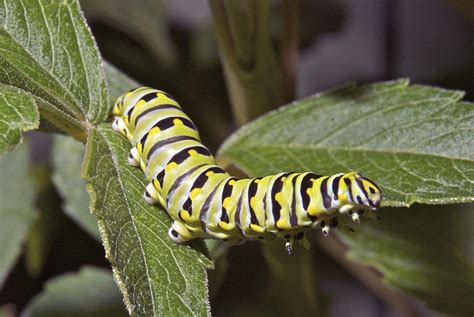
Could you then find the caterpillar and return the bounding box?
[112,87,383,253]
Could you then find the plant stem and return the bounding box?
[314,235,422,317]
[209,0,285,126]
[280,0,299,103]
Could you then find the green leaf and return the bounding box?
[21,266,128,317]
[0,143,37,287]
[0,85,39,155]
[219,79,474,207]
[83,125,213,316]
[0,0,108,139]
[338,204,474,316]
[52,135,99,240]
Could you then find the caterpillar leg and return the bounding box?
[143,183,159,204]
[349,210,361,223]
[112,118,128,137]
[285,236,295,255]
[284,232,312,254]
[128,147,140,167]
[295,232,313,252]
[168,220,194,243]
[320,221,331,236]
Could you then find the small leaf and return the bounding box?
[0,0,108,137]
[338,205,474,316]
[219,79,474,206]
[0,143,37,287]
[83,125,213,316]
[21,266,128,317]
[0,85,39,155]
[52,135,100,240]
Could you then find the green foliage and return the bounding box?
[0,143,37,286]
[338,205,474,315]
[0,85,39,155]
[52,135,99,240]
[83,125,213,316]
[22,266,128,317]
[219,79,474,207]
[219,79,474,315]
[0,0,108,140]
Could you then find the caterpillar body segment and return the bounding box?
[112,87,383,252]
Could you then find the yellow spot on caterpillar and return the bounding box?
[137,143,143,154]
[190,188,201,199]
[282,176,287,181]
[165,162,178,172]
[206,171,215,177]
[223,197,231,209]
[180,210,191,222]
[136,100,146,107]
[188,149,198,156]
[250,196,257,211]
[150,126,161,134]
[250,224,265,233]
[275,192,283,205]
[153,179,161,190]
[125,92,134,97]
[276,219,290,230]
[219,221,234,231]
[173,119,184,126]
[229,179,236,185]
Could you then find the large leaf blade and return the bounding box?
[219,79,474,206]
[83,125,213,316]
[0,85,39,155]
[0,0,108,133]
[0,143,37,287]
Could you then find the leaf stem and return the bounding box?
[314,235,422,317]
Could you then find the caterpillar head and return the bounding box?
[344,172,383,211]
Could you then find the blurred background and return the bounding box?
[0,0,472,316]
